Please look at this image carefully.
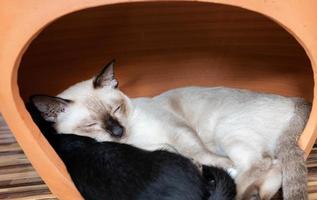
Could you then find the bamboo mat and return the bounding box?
[0,114,316,200]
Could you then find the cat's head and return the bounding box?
[31,60,133,142]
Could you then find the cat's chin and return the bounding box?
[93,134,112,142]
[92,133,129,143]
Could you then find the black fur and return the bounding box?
[27,100,236,200]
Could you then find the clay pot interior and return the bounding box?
[11,2,314,199]
[18,2,313,103]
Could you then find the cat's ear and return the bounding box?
[30,95,72,123]
[93,59,118,89]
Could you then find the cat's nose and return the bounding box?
[110,126,124,138]
[105,117,124,138]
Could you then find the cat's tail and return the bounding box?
[275,99,311,200]
[202,166,236,200]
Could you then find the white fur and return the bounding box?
[56,78,302,199]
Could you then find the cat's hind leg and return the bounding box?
[258,160,282,200]
[223,141,275,200]
[236,157,273,200]
[241,159,282,200]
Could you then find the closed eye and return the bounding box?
[113,105,122,114]
[85,123,97,127]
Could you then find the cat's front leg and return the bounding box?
[195,151,233,169]
[174,125,236,174]
[193,151,237,178]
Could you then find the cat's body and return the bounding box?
[155,86,294,157]
[150,87,309,200]
[32,60,309,199]
[28,102,236,200]
[128,86,294,158]
[113,87,308,200]
[56,135,236,200]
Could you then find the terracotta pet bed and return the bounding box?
[0,1,317,199]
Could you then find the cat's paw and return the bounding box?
[196,153,235,170]
[214,158,235,170]
[226,167,238,178]
[190,158,203,173]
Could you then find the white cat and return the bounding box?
[32,60,309,200]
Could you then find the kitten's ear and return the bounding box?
[30,95,72,123]
[93,59,118,89]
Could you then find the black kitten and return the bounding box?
[28,100,236,200]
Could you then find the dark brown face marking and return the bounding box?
[104,116,124,138]
[83,97,126,138]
